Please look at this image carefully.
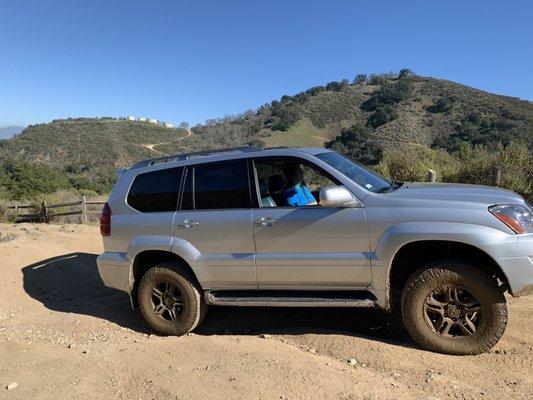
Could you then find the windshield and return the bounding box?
[316,151,392,193]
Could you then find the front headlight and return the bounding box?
[489,204,533,234]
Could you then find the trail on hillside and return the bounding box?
[139,128,193,156]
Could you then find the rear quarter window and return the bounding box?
[127,167,183,212]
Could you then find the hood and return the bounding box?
[386,182,525,206]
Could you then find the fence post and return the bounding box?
[40,201,48,223]
[426,169,436,183]
[492,166,502,187]
[81,196,87,224]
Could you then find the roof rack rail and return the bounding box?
[130,146,262,169]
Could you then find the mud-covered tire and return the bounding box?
[401,262,507,355]
[138,263,207,336]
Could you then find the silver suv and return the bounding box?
[97,146,533,355]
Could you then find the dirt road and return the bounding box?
[1,223,531,399]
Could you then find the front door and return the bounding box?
[173,159,256,290]
[252,157,371,290]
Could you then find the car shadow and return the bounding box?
[197,306,414,348]
[22,252,150,333]
[22,252,414,348]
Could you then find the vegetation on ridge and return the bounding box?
[0,71,531,203]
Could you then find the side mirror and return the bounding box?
[319,185,362,208]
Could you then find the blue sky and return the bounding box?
[1,0,532,128]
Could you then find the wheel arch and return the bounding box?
[370,222,514,309]
[131,250,201,307]
[387,240,509,308]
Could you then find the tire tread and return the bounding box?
[401,261,507,355]
[137,262,207,336]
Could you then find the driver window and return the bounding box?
[254,158,338,208]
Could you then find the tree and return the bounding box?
[325,124,383,165]
[269,107,300,131]
[178,121,189,129]
[398,68,414,79]
[353,74,367,84]
[367,106,398,128]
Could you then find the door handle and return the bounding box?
[254,216,278,226]
[177,219,200,228]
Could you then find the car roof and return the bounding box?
[129,146,332,170]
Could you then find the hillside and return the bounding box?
[0,118,189,167]
[0,72,531,200]
[183,74,532,152]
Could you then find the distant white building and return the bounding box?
[148,118,158,124]
[126,116,136,121]
[138,117,146,122]
[164,123,173,128]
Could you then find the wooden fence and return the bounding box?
[5,196,106,223]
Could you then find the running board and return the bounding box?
[204,290,376,308]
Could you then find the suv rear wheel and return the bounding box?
[138,263,207,335]
[401,262,507,355]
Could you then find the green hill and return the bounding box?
[183,73,532,152]
[0,72,531,201]
[0,118,189,197]
[0,117,189,167]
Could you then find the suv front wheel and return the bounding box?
[401,262,507,355]
[138,263,207,335]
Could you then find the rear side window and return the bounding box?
[186,160,251,210]
[127,167,183,212]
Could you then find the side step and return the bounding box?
[205,290,376,308]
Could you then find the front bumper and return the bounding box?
[96,252,131,292]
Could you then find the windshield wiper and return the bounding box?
[376,181,403,193]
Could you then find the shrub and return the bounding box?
[361,79,414,111]
[376,146,458,182]
[325,80,349,92]
[376,143,532,201]
[367,106,398,128]
[427,97,455,114]
[248,138,265,148]
[452,143,532,200]
[325,124,383,165]
[305,86,325,96]
[368,74,387,85]
[1,161,71,200]
[432,111,524,153]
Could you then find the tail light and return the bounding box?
[100,202,112,236]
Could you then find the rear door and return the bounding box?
[173,159,256,290]
[251,157,371,290]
